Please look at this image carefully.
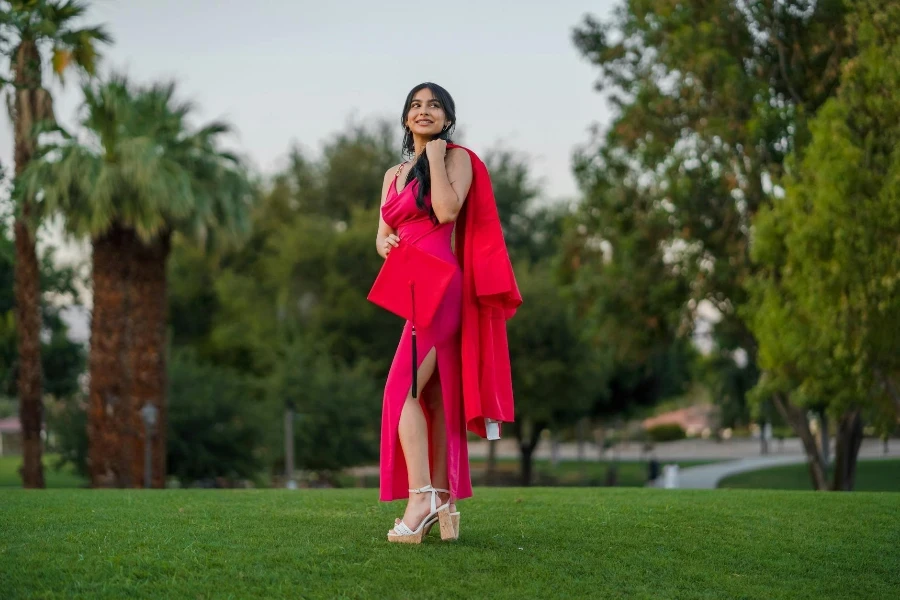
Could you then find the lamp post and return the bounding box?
[284,400,296,489]
[140,403,158,489]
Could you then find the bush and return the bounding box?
[646,423,687,442]
[167,348,269,485]
[275,342,381,476]
[46,396,89,478]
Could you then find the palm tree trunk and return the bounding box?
[126,231,171,488]
[13,205,44,488]
[12,39,48,489]
[88,224,134,487]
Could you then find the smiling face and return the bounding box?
[405,87,450,137]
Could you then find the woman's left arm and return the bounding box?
[427,143,473,224]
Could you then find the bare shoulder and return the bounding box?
[380,163,402,206]
[384,163,403,180]
[446,147,473,175]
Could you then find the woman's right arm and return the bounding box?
[376,166,400,259]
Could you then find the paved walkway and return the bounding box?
[648,451,898,489]
[467,437,897,462]
[347,438,897,484]
[649,455,807,489]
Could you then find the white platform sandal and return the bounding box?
[387,485,449,544]
[432,488,460,541]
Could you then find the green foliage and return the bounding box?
[646,423,687,443]
[46,396,88,478]
[0,1,113,88]
[507,262,597,433]
[47,347,273,485]
[166,348,269,485]
[165,121,405,478]
[170,121,399,378]
[167,119,594,479]
[569,0,853,426]
[483,147,570,264]
[274,120,396,227]
[694,350,759,428]
[0,220,86,400]
[747,0,900,423]
[275,343,380,474]
[18,74,253,248]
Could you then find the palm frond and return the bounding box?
[19,73,254,246]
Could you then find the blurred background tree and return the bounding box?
[567,0,897,490]
[19,74,254,488]
[0,0,111,488]
[748,0,900,490]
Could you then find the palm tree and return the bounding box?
[0,0,111,488]
[19,75,253,487]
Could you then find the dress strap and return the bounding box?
[394,161,406,179]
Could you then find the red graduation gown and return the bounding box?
[449,144,523,438]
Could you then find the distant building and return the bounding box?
[0,416,23,456]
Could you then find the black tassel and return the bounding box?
[411,282,417,398]
[412,326,418,398]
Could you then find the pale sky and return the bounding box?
[2,0,617,201]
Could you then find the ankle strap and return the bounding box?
[408,485,439,513]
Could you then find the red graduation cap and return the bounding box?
[367,241,456,397]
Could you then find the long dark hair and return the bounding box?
[400,82,457,222]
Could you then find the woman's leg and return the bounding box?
[397,347,439,528]
[423,380,456,512]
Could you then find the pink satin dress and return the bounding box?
[378,171,472,502]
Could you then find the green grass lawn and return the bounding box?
[0,454,87,488]
[2,488,897,599]
[719,459,900,491]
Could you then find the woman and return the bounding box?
[376,82,471,543]
[375,82,521,544]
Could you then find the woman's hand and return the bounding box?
[381,233,400,258]
[425,138,447,161]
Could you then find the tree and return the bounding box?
[1,222,86,391]
[695,349,759,431]
[561,123,697,451]
[570,1,856,473]
[199,121,398,377]
[0,0,110,488]
[570,0,851,373]
[748,0,900,490]
[507,262,595,485]
[19,75,253,487]
[282,120,396,224]
[275,342,380,480]
[166,121,401,480]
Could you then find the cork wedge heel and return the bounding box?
[433,488,460,541]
